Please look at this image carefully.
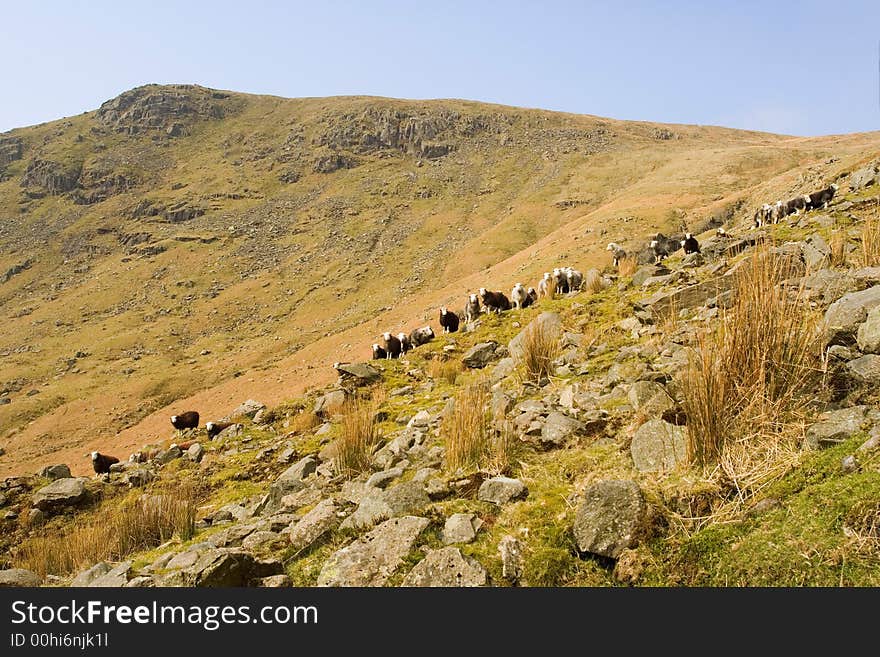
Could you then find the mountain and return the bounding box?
[0,83,878,479]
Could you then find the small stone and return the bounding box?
[442,513,482,544]
[477,476,528,505]
[498,535,524,583]
[402,547,488,587]
[841,454,859,474]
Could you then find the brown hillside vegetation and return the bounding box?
[0,84,879,478]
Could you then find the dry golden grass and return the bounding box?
[15,483,196,577]
[428,358,463,385]
[582,269,607,294]
[442,382,517,475]
[288,408,322,434]
[334,391,383,478]
[829,234,848,268]
[680,248,823,505]
[860,203,880,267]
[617,256,639,277]
[518,320,561,383]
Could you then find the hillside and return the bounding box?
[0,84,878,484]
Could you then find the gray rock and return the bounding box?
[841,455,859,474]
[800,269,858,305]
[498,535,524,583]
[573,480,651,558]
[259,455,318,514]
[846,355,880,383]
[849,162,880,190]
[232,399,266,419]
[71,562,111,587]
[407,410,431,428]
[681,252,705,268]
[539,411,585,448]
[318,516,430,587]
[804,406,869,449]
[39,464,71,481]
[314,390,347,419]
[508,312,563,362]
[156,445,182,464]
[335,362,381,385]
[32,477,87,511]
[288,499,339,551]
[26,508,46,527]
[125,576,156,587]
[215,423,243,440]
[477,476,528,505]
[365,465,406,489]
[442,513,483,544]
[187,443,204,463]
[858,428,880,452]
[0,568,41,587]
[122,468,156,487]
[259,574,291,587]
[627,381,675,415]
[631,419,688,472]
[402,547,488,587]
[644,276,736,317]
[559,383,599,412]
[160,548,282,587]
[857,305,880,353]
[824,285,880,344]
[606,361,648,387]
[462,342,499,369]
[341,481,430,530]
[89,562,132,587]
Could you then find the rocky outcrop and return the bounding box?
[0,135,23,169]
[804,406,870,449]
[824,285,880,345]
[462,342,499,369]
[21,159,81,195]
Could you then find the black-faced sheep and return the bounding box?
[439,307,460,333]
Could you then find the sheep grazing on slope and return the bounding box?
[382,332,402,359]
[650,239,668,263]
[479,287,511,313]
[566,267,583,292]
[551,268,569,294]
[91,451,119,474]
[538,272,554,299]
[372,343,387,360]
[524,287,538,308]
[206,420,235,440]
[397,332,413,356]
[753,203,771,228]
[716,227,728,237]
[511,283,529,310]
[171,411,199,431]
[785,195,810,217]
[465,293,481,323]
[808,183,839,211]
[409,326,435,347]
[606,242,627,267]
[681,233,701,255]
[439,307,460,333]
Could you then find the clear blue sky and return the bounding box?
[2,0,878,136]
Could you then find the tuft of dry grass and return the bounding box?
[15,483,196,578]
[860,203,880,267]
[680,248,823,506]
[442,383,518,475]
[518,320,561,383]
[582,269,607,294]
[428,358,463,385]
[334,391,383,478]
[829,234,848,268]
[288,408,322,434]
[617,256,639,277]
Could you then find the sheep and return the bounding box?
[171,411,199,431]
[650,239,668,263]
[566,267,583,292]
[409,326,435,347]
[465,293,481,323]
[479,287,511,313]
[681,233,700,255]
[524,287,538,308]
[206,420,235,440]
[716,227,728,237]
[769,200,786,224]
[551,268,569,294]
[91,451,119,474]
[397,332,413,356]
[382,332,402,359]
[808,183,839,211]
[606,242,627,267]
[439,307,460,333]
[785,195,810,217]
[371,343,387,360]
[537,272,554,299]
[511,283,529,309]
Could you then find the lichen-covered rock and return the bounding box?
[462,342,499,369]
[402,547,488,587]
[442,513,482,544]
[32,477,88,511]
[477,476,528,505]
[804,406,869,450]
[573,480,651,558]
[630,419,688,472]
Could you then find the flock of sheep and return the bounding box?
[752,183,839,228]
[371,267,586,360]
[605,232,702,268]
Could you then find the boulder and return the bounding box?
[644,276,736,317]
[846,355,880,383]
[186,443,204,463]
[39,464,71,481]
[0,568,41,587]
[539,411,585,448]
[258,456,319,514]
[849,162,880,190]
[508,313,563,362]
[824,285,880,344]
[32,477,87,511]
[365,465,406,489]
[122,468,156,488]
[462,342,499,369]
[288,499,339,551]
[88,562,132,587]
[442,513,483,545]
[318,516,430,587]
[856,305,880,353]
[804,406,869,450]
[161,548,282,587]
[340,481,430,530]
[231,399,266,419]
[335,362,381,385]
[630,419,688,472]
[627,381,675,415]
[573,480,651,558]
[71,562,112,587]
[314,390,347,419]
[498,535,524,583]
[477,476,528,505]
[402,547,488,587]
